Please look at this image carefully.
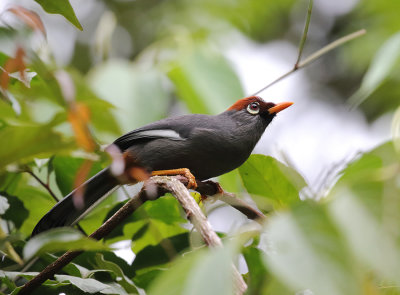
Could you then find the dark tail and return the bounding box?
[31,168,119,236]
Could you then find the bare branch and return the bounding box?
[151,176,247,294]
[218,191,266,223]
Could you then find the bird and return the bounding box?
[31,96,292,236]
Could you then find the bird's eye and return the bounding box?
[247,102,260,115]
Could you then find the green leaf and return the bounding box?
[87,61,169,134]
[13,183,57,235]
[133,268,164,290]
[94,253,139,294]
[263,201,362,295]
[242,246,293,295]
[0,271,17,292]
[69,69,121,140]
[0,192,29,229]
[149,243,237,295]
[242,247,269,294]
[218,169,243,193]
[28,53,65,106]
[122,197,187,253]
[103,196,188,250]
[71,251,135,278]
[203,0,295,41]
[0,172,22,195]
[35,0,83,30]
[23,228,110,260]
[0,124,74,169]
[54,274,128,294]
[328,142,400,284]
[349,32,400,108]
[130,195,187,224]
[78,193,119,234]
[127,220,187,254]
[239,154,306,207]
[132,233,189,272]
[168,46,244,114]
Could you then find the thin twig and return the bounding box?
[252,29,366,96]
[218,191,266,223]
[295,0,313,67]
[298,29,366,68]
[24,168,58,202]
[24,167,87,236]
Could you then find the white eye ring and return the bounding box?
[247,102,260,115]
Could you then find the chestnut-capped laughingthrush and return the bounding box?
[32,96,292,236]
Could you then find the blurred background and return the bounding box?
[1,0,400,264]
[2,1,400,293]
[2,0,398,192]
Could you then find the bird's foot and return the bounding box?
[151,168,197,189]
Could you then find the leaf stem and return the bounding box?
[24,168,59,203]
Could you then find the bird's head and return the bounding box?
[226,96,293,125]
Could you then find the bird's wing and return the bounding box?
[112,114,217,151]
[113,128,185,151]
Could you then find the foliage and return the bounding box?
[1,1,400,295]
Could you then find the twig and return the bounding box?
[295,0,313,67]
[154,176,223,247]
[24,168,58,203]
[252,28,366,96]
[218,191,266,223]
[298,29,366,68]
[192,179,265,222]
[18,176,252,295]
[24,167,87,236]
[151,176,247,294]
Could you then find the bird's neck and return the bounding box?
[219,111,270,152]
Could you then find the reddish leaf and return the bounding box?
[72,159,93,210]
[67,102,97,152]
[7,6,46,35]
[0,47,26,90]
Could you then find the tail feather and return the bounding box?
[31,168,119,236]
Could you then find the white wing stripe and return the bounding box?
[130,129,184,140]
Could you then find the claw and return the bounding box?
[151,168,197,190]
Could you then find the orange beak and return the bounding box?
[268,102,293,114]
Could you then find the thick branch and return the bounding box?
[151,176,247,294]
[154,176,223,247]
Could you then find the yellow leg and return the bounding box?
[151,168,197,189]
